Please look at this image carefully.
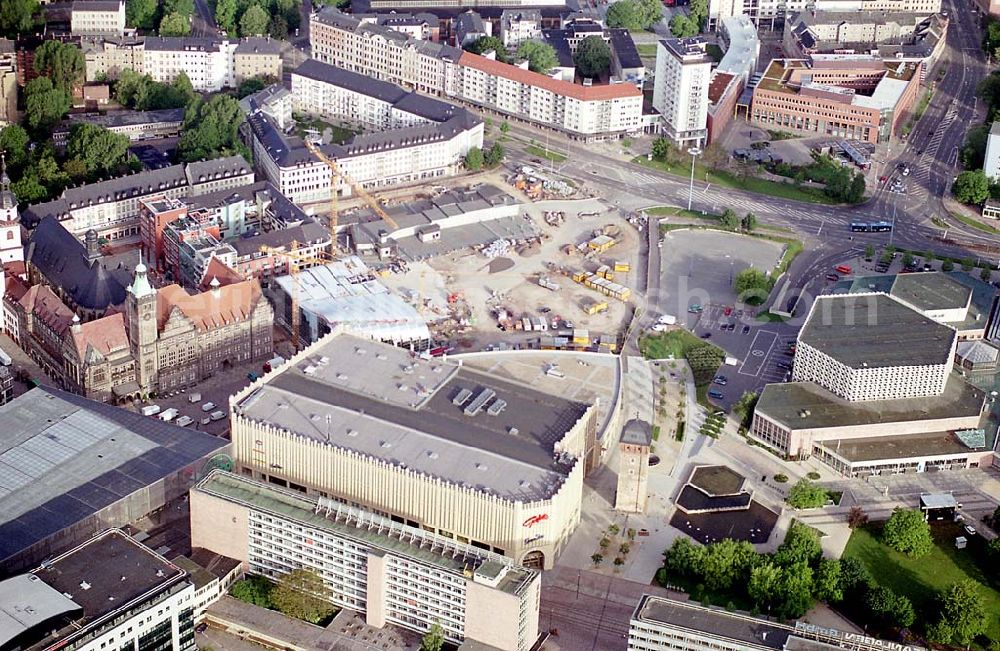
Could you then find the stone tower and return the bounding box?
[0,153,23,266]
[127,259,159,392]
[615,419,653,513]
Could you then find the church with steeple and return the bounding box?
[0,153,24,269]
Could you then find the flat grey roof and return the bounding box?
[634,595,789,649]
[755,374,985,431]
[890,272,972,312]
[0,574,81,648]
[818,429,991,463]
[799,294,956,369]
[0,387,227,563]
[236,334,590,501]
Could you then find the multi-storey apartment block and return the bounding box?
[70,0,125,37]
[653,38,713,147]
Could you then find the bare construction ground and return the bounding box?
[381,198,645,346]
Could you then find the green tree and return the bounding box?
[734,267,770,304]
[269,14,289,39]
[464,146,484,171]
[638,0,664,24]
[574,36,612,79]
[720,208,740,230]
[421,622,445,651]
[214,0,237,32]
[846,171,866,203]
[230,575,274,607]
[961,123,990,170]
[10,171,46,203]
[902,251,914,268]
[748,561,782,610]
[838,557,874,598]
[776,562,814,618]
[606,0,646,29]
[0,0,39,38]
[866,586,915,628]
[66,123,131,178]
[0,125,31,173]
[954,170,991,205]
[33,40,84,94]
[982,267,993,282]
[786,479,829,509]
[237,76,269,98]
[484,141,504,167]
[662,537,705,578]
[591,552,604,565]
[163,0,194,18]
[651,136,672,161]
[942,259,955,271]
[881,508,933,558]
[159,11,191,36]
[63,157,88,180]
[774,521,821,568]
[865,244,875,260]
[271,568,334,624]
[516,39,558,74]
[240,4,269,36]
[732,390,758,429]
[465,36,510,63]
[742,212,757,232]
[689,0,709,27]
[701,539,756,590]
[126,0,158,29]
[962,257,975,271]
[171,71,196,104]
[813,558,842,603]
[24,76,71,133]
[935,580,988,646]
[669,14,699,37]
[177,94,247,162]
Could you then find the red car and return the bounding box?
[724,306,733,316]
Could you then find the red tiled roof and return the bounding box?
[199,257,246,292]
[4,275,28,303]
[71,312,129,359]
[459,51,642,102]
[157,279,263,332]
[3,260,26,279]
[20,284,74,336]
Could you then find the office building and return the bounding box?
[23,155,254,241]
[310,7,644,139]
[750,293,991,476]
[751,55,921,143]
[230,330,601,569]
[0,530,197,651]
[653,38,712,147]
[0,387,228,572]
[985,122,1000,181]
[628,595,926,651]
[191,471,541,650]
[70,0,125,37]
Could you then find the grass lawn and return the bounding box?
[295,115,358,144]
[635,157,837,205]
[843,524,1000,642]
[951,211,1000,235]
[526,144,568,162]
[636,43,658,57]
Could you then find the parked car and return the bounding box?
[688,304,703,313]
[699,332,712,339]
[201,401,216,412]
[713,376,728,385]
[652,323,669,332]
[742,325,751,334]
[708,390,725,400]
[247,372,259,381]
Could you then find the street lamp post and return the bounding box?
[687,146,702,212]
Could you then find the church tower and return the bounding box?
[0,153,23,266]
[127,258,159,393]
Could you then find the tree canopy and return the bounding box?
[954,170,991,205]
[33,41,84,94]
[516,39,558,74]
[465,36,510,63]
[126,0,158,29]
[66,124,131,179]
[669,14,699,37]
[159,11,191,36]
[733,267,770,305]
[931,580,988,646]
[881,508,933,558]
[786,479,829,509]
[574,36,612,79]
[24,77,72,133]
[463,147,483,171]
[421,623,446,651]
[114,70,195,110]
[177,95,248,162]
[270,569,334,625]
[606,0,646,29]
[774,521,822,568]
[0,0,39,38]
[239,3,270,36]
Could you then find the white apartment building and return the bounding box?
[70,0,125,37]
[985,122,1000,180]
[793,294,957,402]
[246,68,483,205]
[709,0,941,29]
[310,7,644,139]
[84,36,282,91]
[0,530,197,651]
[192,471,541,651]
[653,38,712,147]
[500,10,542,46]
[23,156,254,241]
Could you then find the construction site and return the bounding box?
[380,197,644,351]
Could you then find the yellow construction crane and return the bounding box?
[262,242,333,352]
[303,135,401,244]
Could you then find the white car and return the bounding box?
[651,323,669,332]
[201,401,216,412]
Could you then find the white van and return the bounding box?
[141,405,161,416]
[175,415,193,427]
[209,410,226,421]
[159,408,178,422]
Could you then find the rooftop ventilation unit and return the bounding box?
[464,388,496,416]
[452,388,473,406]
[487,399,507,416]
